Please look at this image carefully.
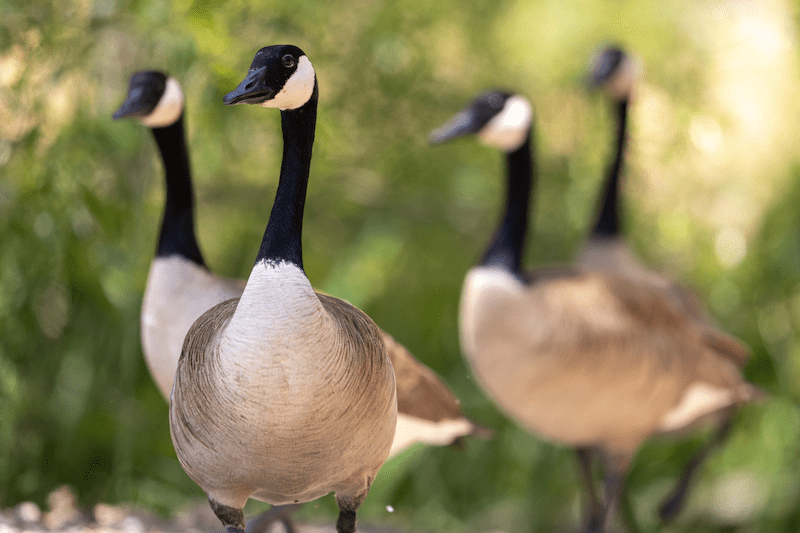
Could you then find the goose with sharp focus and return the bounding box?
[169,44,397,533]
[114,69,488,533]
[582,44,753,522]
[430,90,760,533]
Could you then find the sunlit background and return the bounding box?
[1,0,800,531]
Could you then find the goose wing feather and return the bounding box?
[461,267,757,452]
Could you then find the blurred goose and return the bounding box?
[583,45,752,521]
[114,69,486,533]
[430,90,760,532]
[113,71,246,400]
[581,46,749,358]
[169,44,397,533]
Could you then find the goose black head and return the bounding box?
[588,45,638,101]
[113,71,184,127]
[429,90,533,152]
[223,45,316,110]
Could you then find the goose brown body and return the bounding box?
[386,332,486,454]
[170,279,397,510]
[460,266,756,455]
[578,238,750,367]
[144,256,476,452]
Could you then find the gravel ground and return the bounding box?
[0,488,403,533]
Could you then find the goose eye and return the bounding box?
[282,55,295,68]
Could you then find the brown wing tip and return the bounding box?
[705,330,752,367]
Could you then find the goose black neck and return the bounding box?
[151,114,205,266]
[480,132,534,273]
[590,98,628,239]
[255,85,318,270]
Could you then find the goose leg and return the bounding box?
[658,411,735,522]
[209,499,246,533]
[336,508,357,533]
[245,504,302,533]
[335,493,366,533]
[600,453,630,533]
[576,447,604,533]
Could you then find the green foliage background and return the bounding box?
[1,0,800,531]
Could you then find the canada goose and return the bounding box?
[430,91,760,532]
[114,69,487,533]
[583,45,752,521]
[580,46,751,350]
[579,46,707,317]
[113,71,246,400]
[168,45,398,533]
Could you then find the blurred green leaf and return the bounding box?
[1,0,800,532]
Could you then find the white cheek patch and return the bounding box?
[141,77,184,128]
[478,95,533,152]
[261,56,316,111]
